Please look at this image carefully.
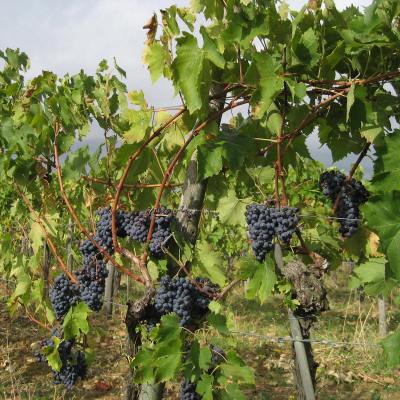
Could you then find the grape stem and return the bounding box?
[18,300,52,332]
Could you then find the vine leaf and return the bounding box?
[220,352,255,385]
[239,256,276,304]
[171,32,209,114]
[201,27,225,68]
[352,257,385,284]
[217,190,250,227]
[194,241,226,287]
[382,330,400,367]
[62,146,90,182]
[62,302,90,340]
[196,374,214,400]
[346,82,355,121]
[44,336,62,372]
[223,383,247,400]
[364,192,400,280]
[252,53,283,119]
[198,131,254,180]
[199,346,212,370]
[143,42,170,83]
[132,314,182,383]
[29,222,43,254]
[208,312,229,336]
[371,133,400,192]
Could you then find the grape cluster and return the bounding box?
[76,259,108,311]
[180,380,201,400]
[210,344,226,366]
[149,208,173,257]
[49,274,80,320]
[245,204,299,262]
[319,170,369,237]
[153,276,216,328]
[35,331,86,390]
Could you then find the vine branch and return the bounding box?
[53,124,145,285]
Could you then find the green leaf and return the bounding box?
[217,190,250,227]
[132,314,182,383]
[12,271,31,299]
[45,337,62,372]
[199,346,212,370]
[382,330,400,367]
[252,53,283,119]
[371,133,400,192]
[201,27,225,68]
[197,374,214,400]
[29,222,43,254]
[62,146,90,182]
[364,192,400,280]
[265,102,283,136]
[220,352,255,385]
[222,383,247,400]
[208,300,222,314]
[240,256,276,304]
[197,131,254,180]
[208,312,230,336]
[143,42,169,83]
[246,166,274,185]
[198,145,224,178]
[128,90,147,108]
[346,82,356,122]
[353,258,385,284]
[195,241,226,287]
[172,33,209,114]
[62,302,90,340]
[122,109,152,143]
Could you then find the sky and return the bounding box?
[0,0,375,175]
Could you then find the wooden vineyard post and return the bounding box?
[274,244,316,400]
[378,295,387,338]
[104,262,115,319]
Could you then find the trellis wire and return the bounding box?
[137,206,364,222]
